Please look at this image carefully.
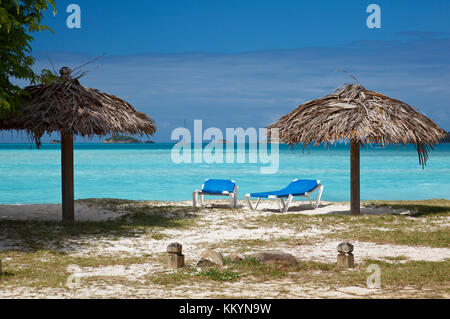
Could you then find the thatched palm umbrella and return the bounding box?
[269,83,446,215]
[0,67,156,221]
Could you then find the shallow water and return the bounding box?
[0,143,449,204]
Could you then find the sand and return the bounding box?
[0,202,128,221]
[0,199,448,298]
[1,200,447,264]
[0,199,407,222]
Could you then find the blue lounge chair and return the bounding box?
[193,179,238,208]
[245,179,324,212]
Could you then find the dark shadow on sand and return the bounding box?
[254,202,333,213]
[0,203,199,252]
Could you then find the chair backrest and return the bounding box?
[285,179,319,194]
[202,179,236,194]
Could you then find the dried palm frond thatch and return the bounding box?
[268,83,446,166]
[0,66,156,222]
[268,82,446,216]
[0,67,156,146]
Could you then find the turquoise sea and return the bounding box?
[0,143,449,204]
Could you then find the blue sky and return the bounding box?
[2,0,450,142]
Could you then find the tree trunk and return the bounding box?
[350,141,360,216]
[61,132,74,221]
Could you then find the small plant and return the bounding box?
[197,269,239,282]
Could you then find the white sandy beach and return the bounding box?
[0,199,408,222]
[0,199,449,298]
[0,202,128,221]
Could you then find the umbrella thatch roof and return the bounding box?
[0,67,156,146]
[269,83,446,166]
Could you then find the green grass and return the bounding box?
[252,199,449,248]
[144,257,326,286]
[0,250,151,290]
[197,269,239,282]
[328,228,449,247]
[146,266,239,285]
[143,256,449,298]
[145,268,194,286]
[361,259,450,290]
[226,257,337,282]
[228,257,449,293]
[382,256,409,262]
[227,257,290,280]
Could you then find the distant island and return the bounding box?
[103,135,142,144]
[49,140,61,144]
[144,140,155,144]
[213,139,230,143]
[441,132,450,143]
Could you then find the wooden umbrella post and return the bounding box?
[350,141,360,216]
[61,132,75,221]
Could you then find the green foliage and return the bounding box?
[0,0,56,117]
[37,68,59,84]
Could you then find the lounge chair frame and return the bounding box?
[245,182,323,213]
[193,184,238,208]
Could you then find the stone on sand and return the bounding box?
[196,258,219,268]
[199,249,224,267]
[256,251,298,266]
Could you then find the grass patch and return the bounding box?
[256,213,423,231]
[146,269,195,286]
[224,256,449,294]
[383,256,409,262]
[253,200,449,248]
[358,259,450,290]
[226,257,450,293]
[197,269,239,282]
[0,250,150,290]
[2,252,448,297]
[150,233,169,240]
[328,228,449,247]
[292,259,450,292]
[228,257,289,280]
